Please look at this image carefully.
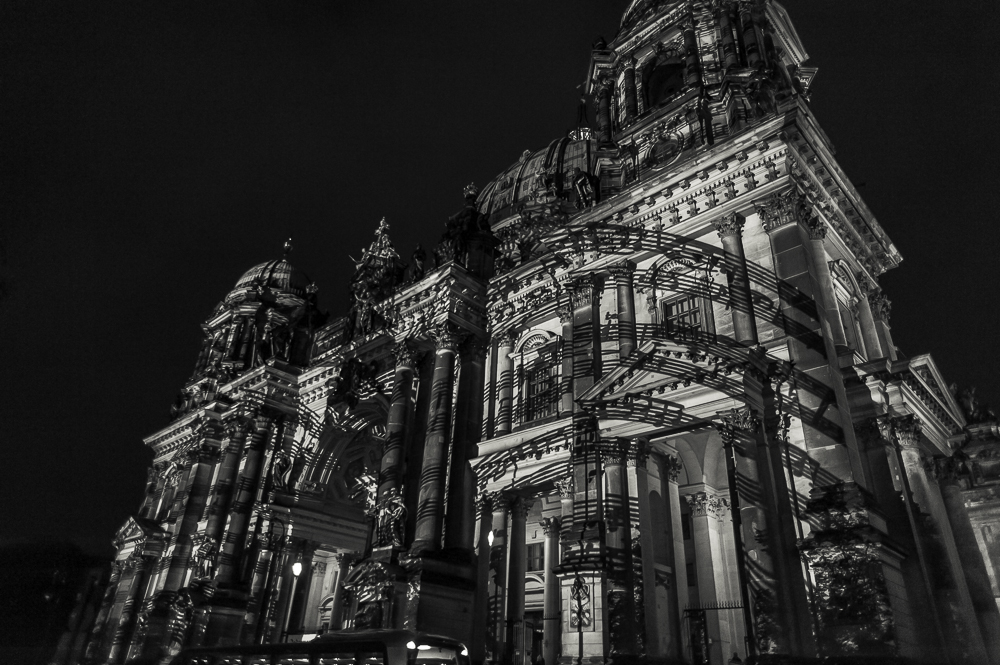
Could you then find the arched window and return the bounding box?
[641,49,685,109]
[515,332,560,425]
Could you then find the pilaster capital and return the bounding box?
[392,341,419,369]
[804,216,828,240]
[717,406,759,439]
[541,516,561,535]
[556,304,573,324]
[713,212,744,239]
[568,277,599,311]
[477,490,502,514]
[555,475,574,498]
[684,492,709,517]
[225,416,256,439]
[661,453,683,482]
[625,438,649,468]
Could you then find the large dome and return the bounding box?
[233,258,312,297]
[475,135,598,224]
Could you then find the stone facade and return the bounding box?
[86,2,1000,665]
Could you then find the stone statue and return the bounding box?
[375,488,407,548]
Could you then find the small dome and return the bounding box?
[233,258,312,297]
[475,135,598,224]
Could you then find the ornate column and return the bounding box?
[491,499,510,663]
[107,553,152,664]
[654,454,685,660]
[621,58,638,123]
[594,75,614,145]
[163,443,218,591]
[854,277,885,359]
[937,457,1000,662]
[684,492,732,659]
[496,332,516,436]
[611,260,637,360]
[242,529,281,643]
[412,326,463,554]
[718,398,813,658]
[603,442,639,656]
[473,493,498,665]
[738,1,762,68]
[505,497,532,665]
[556,476,574,540]
[329,553,356,631]
[714,213,758,346]
[557,305,575,417]
[569,276,603,396]
[84,561,124,662]
[378,342,417,501]
[445,337,488,552]
[885,417,990,664]
[801,218,849,353]
[868,289,897,361]
[718,5,738,70]
[216,416,273,585]
[205,419,253,544]
[541,516,561,665]
[683,17,702,87]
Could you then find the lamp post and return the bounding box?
[282,560,303,642]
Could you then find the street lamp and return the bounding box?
[282,560,303,642]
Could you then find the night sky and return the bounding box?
[2,1,997,557]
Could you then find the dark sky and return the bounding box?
[2,1,997,557]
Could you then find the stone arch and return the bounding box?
[297,396,389,508]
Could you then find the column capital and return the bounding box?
[541,516,561,535]
[431,325,465,352]
[683,492,709,517]
[713,212,745,239]
[804,216,828,240]
[477,490,503,514]
[224,415,256,439]
[556,303,573,324]
[555,475,574,498]
[509,496,533,519]
[608,259,637,281]
[392,341,419,368]
[878,414,922,450]
[496,328,518,349]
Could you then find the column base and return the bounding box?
[399,555,476,645]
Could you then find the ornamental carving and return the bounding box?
[805,216,828,240]
[798,483,896,657]
[348,218,405,340]
[391,342,419,368]
[755,189,809,231]
[868,289,891,322]
[876,414,921,451]
[555,475,574,498]
[662,454,683,482]
[713,212,744,238]
[569,575,593,627]
[373,487,407,548]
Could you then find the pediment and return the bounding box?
[579,338,757,406]
[113,515,165,549]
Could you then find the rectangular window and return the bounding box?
[687,562,697,586]
[663,295,702,333]
[525,542,544,572]
[681,512,692,540]
[524,362,558,422]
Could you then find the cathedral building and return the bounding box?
[85,2,1000,664]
